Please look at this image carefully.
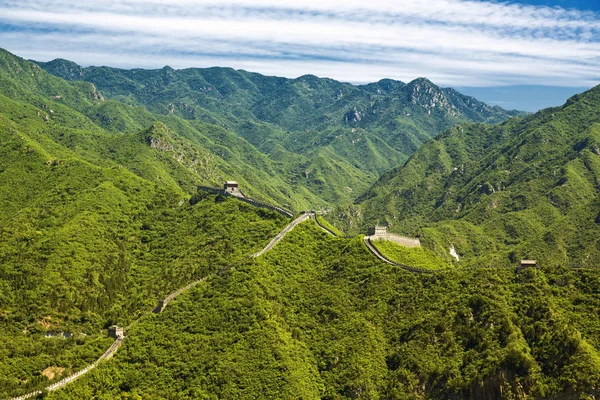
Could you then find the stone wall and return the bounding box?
[370,233,421,248]
[196,185,294,218]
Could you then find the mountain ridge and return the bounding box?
[1,47,600,399]
[343,83,600,267]
[35,57,525,167]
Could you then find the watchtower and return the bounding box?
[224,181,238,191]
[519,260,537,268]
[223,181,244,198]
[108,325,124,339]
[370,226,387,236]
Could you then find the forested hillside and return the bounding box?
[44,223,600,399]
[0,48,289,397]
[0,48,325,210]
[347,85,600,268]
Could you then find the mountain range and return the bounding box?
[35,55,524,209]
[1,45,600,399]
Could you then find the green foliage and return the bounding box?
[46,224,600,399]
[0,48,291,395]
[35,54,522,208]
[3,45,600,399]
[352,87,600,267]
[370,239,452,270]
[0,179,286,397]
[315,214,345,236]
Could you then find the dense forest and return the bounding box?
[35,55,523,209]
[45,223,600,399]
[0,48,288,398]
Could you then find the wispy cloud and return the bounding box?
[0,0,598,86]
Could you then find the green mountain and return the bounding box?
[36,57,524,205]
[3,45,599,400]
[0,48,363,211]
[348,85,600,268]
[45,223,600,400]
[0,47,292,397]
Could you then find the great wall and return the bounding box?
[363,236,434,274]
[253,213,310,257]
[196,182,294,218]
[8,337,125,400]
[311,214,353,238]
[311,215,544,274]
[6,184,543,400]
[309,213,435,274]
[153,279,207,314]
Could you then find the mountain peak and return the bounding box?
[408,77,437,88]
[403,77,452,113]
[359,78,405,94]
[47,58,81,68]
[294,74,329,86]
[35,58,85,80]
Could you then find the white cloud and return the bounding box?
[0,0,598,87]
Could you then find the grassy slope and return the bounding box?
[0,48,371,210]
[47,223,600,399]
[0,117,288,397]
[4,46,600,399]
[0,120,287,396]
[315,214,346,236]
[371,239,452,270]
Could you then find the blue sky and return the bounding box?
[499,0,598,12]
[0,0,598,111]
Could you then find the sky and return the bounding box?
[0,0,599,111]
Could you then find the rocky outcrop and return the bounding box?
[88,84,104,102]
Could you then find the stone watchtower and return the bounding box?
[223,181,244,198]
[108,325,124,339]
[519,260,537,268]
[369,226,387,236]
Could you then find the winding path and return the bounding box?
[8,337,125,400]
[8,210,559,400]
[310,216,537,274]
[311,214,353,238]
[153,278,207,314]
[309,214,433,274]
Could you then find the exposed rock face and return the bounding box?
[149,136,174,152]
[345,108,362,122]
[89,84,105,102]
[407,78,459,116]
[142,122,221,182]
